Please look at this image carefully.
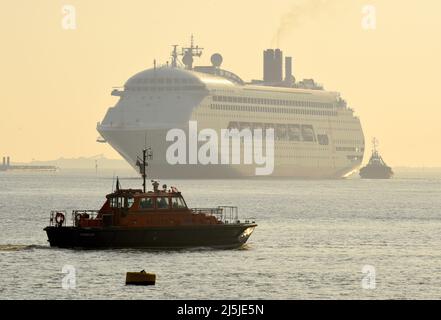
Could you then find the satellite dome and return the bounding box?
[211,53,223,67]
[182,52,194,68]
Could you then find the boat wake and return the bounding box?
[0,244,49,251]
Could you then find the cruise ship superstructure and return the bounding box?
[97,38,365,178]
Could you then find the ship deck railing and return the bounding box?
[49,208,255,227]
[49,210,101,227]
[191,206,254,224]
[71,210,100,226]
[49,210,68,227]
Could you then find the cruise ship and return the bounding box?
[97,38,365,178]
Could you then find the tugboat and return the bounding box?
[359,138,393,179]
[44,149,257,249]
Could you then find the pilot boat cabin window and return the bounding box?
[139,197,154,209]
[110,197,124,208]
[156,197,170,209]
[110,197,135,209]
[127,197,135,208]
[171,197,186,209]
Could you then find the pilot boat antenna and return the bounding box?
[136,148,153,193]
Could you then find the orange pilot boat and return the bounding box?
[44,149,257,249]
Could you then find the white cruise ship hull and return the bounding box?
[98,125,363,179]
[97,60,365,179]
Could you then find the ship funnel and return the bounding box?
[263,49,283,83]
[2,157,5,167]
[263,49,274,83]
[284,56,294,86]
[274,49,283,83]
[6,156,10,167]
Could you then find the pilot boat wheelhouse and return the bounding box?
[44,179,256,249]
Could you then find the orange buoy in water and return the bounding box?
[126,270,156,285]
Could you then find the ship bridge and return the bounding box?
[124,67,236,92]
[99,66,236,131]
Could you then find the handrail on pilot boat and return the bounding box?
[190,206,255,224]
[49,210,67,226]
[49,210,101,227]
[72,210,100,227]
[49,207,255,227]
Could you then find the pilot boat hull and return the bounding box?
[44,223,256,249]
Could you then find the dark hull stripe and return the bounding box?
[44,224,256,249]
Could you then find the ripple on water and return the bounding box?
[1,172,441,299]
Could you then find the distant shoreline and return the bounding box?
[8,156,131,170]
[4,156,441,176]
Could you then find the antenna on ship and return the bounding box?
[180,34,203,70]
[171,45,179,68]
[372,137,379,156]
[136,148,153,193]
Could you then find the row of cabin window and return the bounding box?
[109,197,187,210]
[211,104,337,117]
[227,121,318,143]
[125,85,204,92]
[336,147,359,152]
[212,95,334,109]
[132,78,200,84]
[109,197,134,208]
[335,139,364,145]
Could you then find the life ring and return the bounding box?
[55,212,65,226]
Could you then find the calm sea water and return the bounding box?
[1,169,441,299]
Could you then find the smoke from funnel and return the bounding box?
[272,0,334,47]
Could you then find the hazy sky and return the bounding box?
[0,0,440,166]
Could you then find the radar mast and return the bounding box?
[372,137,379,156]
[180,34,203,70]
[136,148,153,193]
[171,45,179,68]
